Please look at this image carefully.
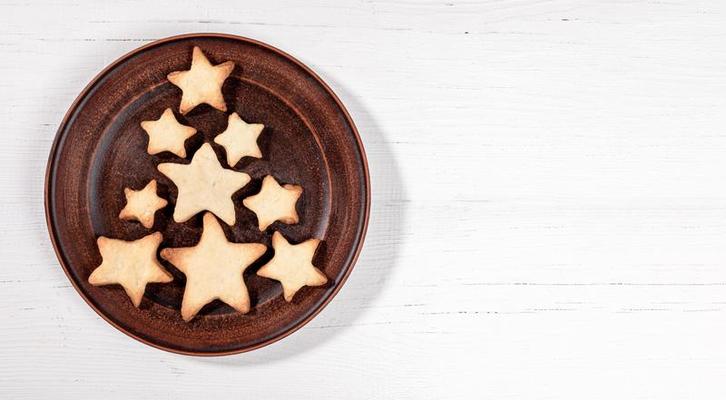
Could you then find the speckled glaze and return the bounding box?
[44,34,370,355]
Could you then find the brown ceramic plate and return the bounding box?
[45,33,369,355]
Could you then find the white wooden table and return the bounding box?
[3,1,726,398]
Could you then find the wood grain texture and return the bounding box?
[2,0,726,398]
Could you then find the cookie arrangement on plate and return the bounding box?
[88,46,328,322]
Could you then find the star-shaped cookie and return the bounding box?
[242,175,303,230]
[140,108,197,157]
[158,143,251,225]
[160,213,267,321]
[213,113,264,167]
[88,232,173,307]
[257,231,327,302]
[167,46,235,114]
[118,179,168,229]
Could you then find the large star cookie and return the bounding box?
[158,143,251,225]
[257,231,327,302]
[160,213,267,321]
[88,232,173,307]
[167,46,234,114]
[213,112,264,167]
[118,179,168,229]
[140,108,197,157]
[243,175,302,230]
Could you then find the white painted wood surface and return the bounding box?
[2,0,726,398]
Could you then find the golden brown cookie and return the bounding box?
[257,231,327,302]
[160,213,266,321]
[118,179,168,229]
[139,108,197,157]
[167,46,234,114]
[213,113,264,167]
[158,143,251,225]
[88,232,172,307]
[242,175,302,230]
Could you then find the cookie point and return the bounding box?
[202,211,217,225]
[149,231,163,241]
[254,242,268,254]
[166,70,180,82]
[271,230,285,242]
[216,102,228,112]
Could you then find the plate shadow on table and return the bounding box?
[198,74,407,365]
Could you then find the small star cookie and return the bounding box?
[158,143,251,225]
[167,46,235,114]
[88,232,173,307]
[160,213,267,321]
[243,175,303,230]
[140,108,197,157]
[213,113,264,167]
[118,179,168,229]
[257,231,327,302]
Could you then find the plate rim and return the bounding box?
[44,32,371,356]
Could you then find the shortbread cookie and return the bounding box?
[242,175,302,230]
[257,231,327,302]
[89,232,172,307]
[140,108,197,157]
[213,113,264,166]
[158,143,250,225]
[160,213,266,321]
[167,46,234,114]
[118,179,168,229]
